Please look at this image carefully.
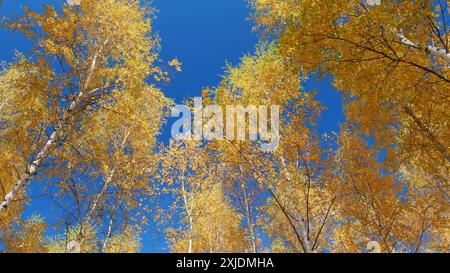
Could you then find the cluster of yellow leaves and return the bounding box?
[2,215,48,253]
[103,226,142,253]
[168,183,247,253]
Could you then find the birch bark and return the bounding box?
[0,39,109,213]
[181,179,194,253]
[367,1,450,62]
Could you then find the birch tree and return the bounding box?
[0,0,171,223]
[0,0,177,253]
[1,215,48,253]
[159,141,247,253]
[202,37,448,252]
[203,45,339,253]
[251,0,449,176]
[250,1,449,251]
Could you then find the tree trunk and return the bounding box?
[367,0,450,61]
[181,180,193,253]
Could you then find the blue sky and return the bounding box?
[0,0,343,252]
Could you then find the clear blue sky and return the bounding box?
[0,0,343,252]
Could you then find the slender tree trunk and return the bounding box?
[101,199,122,253]
[0,39,109,214]
[397,32,450,62]
[279,155,315,253]
[227,141,309,252]
[243,183,257,253]
[367,0,450,61]
[0,100,75,212]
[238,166,257,253]
[79,130,129,243]
[84,131,129,224]
[181,180,193,253]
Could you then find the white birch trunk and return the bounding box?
[238,166,257,253]
[0,95,79,212]
[85,131,129,223]
[397,33,450,62]
[0,39,108,213]
[181,180,193,253]
[367,1,450,62]
[243,183,257,253]
[101,199,122,253]
[279,155,315,253]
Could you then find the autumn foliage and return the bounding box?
[0,0,448,253]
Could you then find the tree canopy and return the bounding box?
[0,0,448,253]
